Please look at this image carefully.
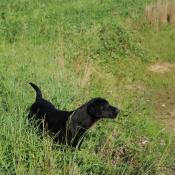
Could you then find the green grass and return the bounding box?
[0,0,175,174]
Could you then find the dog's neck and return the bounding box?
[68,105,99,136]
[66,105,100,148]
[74,106,100,127]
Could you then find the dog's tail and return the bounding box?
[29,82,42,101]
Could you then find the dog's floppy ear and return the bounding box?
[87,103,101,117]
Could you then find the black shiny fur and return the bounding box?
[28,83,120,148]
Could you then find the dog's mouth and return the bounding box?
[111,108,120,118]
[104,108,120,119]
[111,113,118,119]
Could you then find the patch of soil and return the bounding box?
[154,88,175,131]
[149,62,175,73]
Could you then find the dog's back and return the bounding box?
[28,83,72,143]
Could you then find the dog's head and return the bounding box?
[87,98,119,119]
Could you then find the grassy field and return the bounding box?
[0,0,175,174]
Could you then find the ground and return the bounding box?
[149,62,175,131]
[0,0,175,174]
[154,87,175,130]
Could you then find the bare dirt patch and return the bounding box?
[154,88,175,131]
[149,62,175,73]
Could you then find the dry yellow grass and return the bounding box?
[73,54,95,88]
[79,62,95,88]
[145,0,175,27]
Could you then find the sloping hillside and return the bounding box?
[0,0,175,174]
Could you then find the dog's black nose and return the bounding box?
[115,108,120,114]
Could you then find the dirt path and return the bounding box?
[148,62,175,74]
[154,88,175,131]
[149,62,175,131]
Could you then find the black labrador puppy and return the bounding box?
[28,83,119,148]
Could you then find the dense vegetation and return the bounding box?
[0,0,175,174]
